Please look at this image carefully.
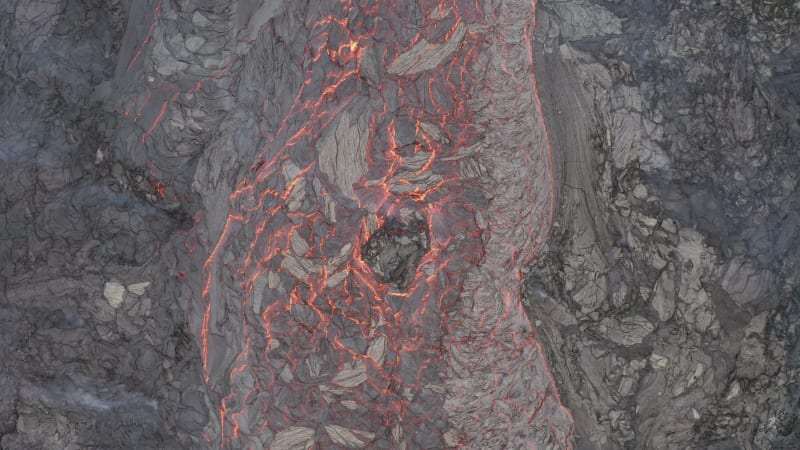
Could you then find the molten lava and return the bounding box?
[128,0,575,447]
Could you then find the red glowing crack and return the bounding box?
[126,0,163,71]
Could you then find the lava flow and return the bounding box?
[172,0,576,448]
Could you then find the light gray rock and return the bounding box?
[718,257,775,307]
[651,269,676,321]
[317,112,368,201]
[387,22,467,76]
[103,281,126,309]
[192,11,210,27]
[632,183,648,199]
[185,35,206,53]
[661,218,678,234]
[597,315,654,346]
[127,281,151,296]
[271,427,315,450]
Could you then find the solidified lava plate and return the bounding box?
[128,0,573,448]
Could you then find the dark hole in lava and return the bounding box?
[361,216,430,290]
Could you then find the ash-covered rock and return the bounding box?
[362,216,429,290]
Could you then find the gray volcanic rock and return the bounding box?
[0,0,197,448]
[525,0,800,448]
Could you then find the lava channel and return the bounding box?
[185,0,575,448]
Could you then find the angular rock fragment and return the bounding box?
[724,381,741,401]
[267,271,281,289]
[251,274,268,314]
[366,336,386,366]
[329,243,352,268]
[649,354,670,369]
[286,176,307,212]
[290,231,310,256]
[185,35,206,53]
[398,152,432,172]
[440,140,487,178]
[388,170,444,194]
[651,270,676,321]
[419,122,449,144]
[388,22,467,76]
[632,184,648,199]
[718,257,774,307]
[324,424,375,449]
[279,365,294,383]
[127,281,151,296]
[103,281,126,309]
[325,269,349,288]
[281,254,322,280]
[305,356,322,380]
[192,11,210,27]
[335,400,356,411]
[271,426,315,450]
[391,422,407,449]
[317,112,368,200]
[332,360,367,387]
[598,315,654,346]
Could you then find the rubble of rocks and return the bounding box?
[0,0,202,447]
[525,1,799,448]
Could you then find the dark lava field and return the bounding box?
[0,0,798,449]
